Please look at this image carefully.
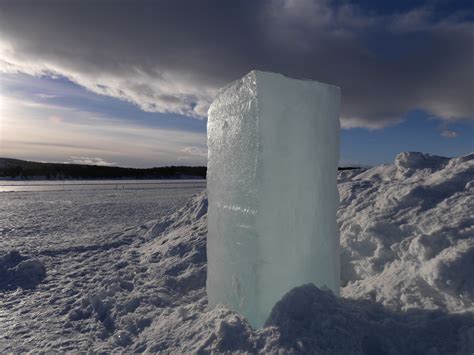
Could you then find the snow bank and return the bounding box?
[132,153,474,353]
[339,152,474,313]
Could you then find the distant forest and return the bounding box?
[0,158,207,180]
[0,158,360,180]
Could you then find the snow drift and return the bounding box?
[339,152,474,313]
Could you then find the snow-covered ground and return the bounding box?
[1,153,473,353]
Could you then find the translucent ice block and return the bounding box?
[206,70,340,328]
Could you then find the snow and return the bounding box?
[0,251,46,289]
[207,70,341,327]
[339,152,474,313]
[265,283,474,354]
[0,183,205,352]
[1,153,473,353]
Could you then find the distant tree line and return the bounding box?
[0,158,206,180]
[0,158,361,180]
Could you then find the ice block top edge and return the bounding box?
[252,70,340,92]
[218,70,340,95]
[207,70,339,118]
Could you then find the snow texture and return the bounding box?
[339,152,474,313]
[0,251,46,290]
[207,70,341,328]
[0,152,473,353]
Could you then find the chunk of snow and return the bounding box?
[395,151,449,177]
[12,258,46,286]
[0,251,46,289]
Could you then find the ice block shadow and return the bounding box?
[262,283,474,354]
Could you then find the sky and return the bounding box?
[0,0,472,168]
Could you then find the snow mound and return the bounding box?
[0,251,46,289]
[339,152,474,313]
[266,284,474,354]
[395,151,449,177]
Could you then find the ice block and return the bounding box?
[206,70,340,328]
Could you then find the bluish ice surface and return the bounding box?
[207,71,340,327]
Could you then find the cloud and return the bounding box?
[0,0,472,128]
[176,146,208,164]
[36,93,58,99]
[181,146,208,157]
[69,156,116,166]
[48,115,63,125]
[440,129,459,138]
[1,92,207,167]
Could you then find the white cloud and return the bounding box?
[440,130,459,138]
[48,115,63,125]
[69,156,116,166]
[181,146,208,157]
[36,93,58,99]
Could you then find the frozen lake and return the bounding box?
[0,180,206,252]
[0,179,206,192]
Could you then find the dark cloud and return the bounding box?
[0,0,472,128]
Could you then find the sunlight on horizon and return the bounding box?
[0,90,208,167]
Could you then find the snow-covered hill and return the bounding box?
[1,152,473,353]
